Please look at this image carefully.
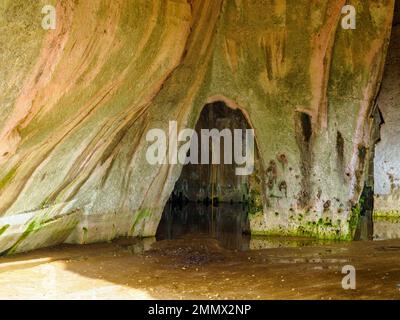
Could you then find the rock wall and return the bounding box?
[0,0,395,253]
[374,24,400,217]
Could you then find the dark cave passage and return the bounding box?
[156,202,251,250]
[156,102,264,250]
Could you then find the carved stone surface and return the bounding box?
[0,1,395,253]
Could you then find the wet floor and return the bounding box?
[0,204,399,299]
[0,235,399,299]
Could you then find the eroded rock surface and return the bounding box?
[374,25,400,219]
[0,0,396,253]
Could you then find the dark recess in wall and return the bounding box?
[336,131,345,177]
[295,112,313,208]
[394,0,400,26]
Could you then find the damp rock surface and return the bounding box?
[0,1,396,252]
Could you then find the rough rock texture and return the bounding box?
[374,24,400,217]
[0,0,395,253]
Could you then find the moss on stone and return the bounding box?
[130,208,151,234]
[0,0,393,252]
[251,210,349,240]
[0,165,17,191]
[2,219,41,255]
[0,224,10,237]
[252,225,346,241]
[374,211,400,223]
[348,202,362,238]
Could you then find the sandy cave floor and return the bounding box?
[0,235,399,300]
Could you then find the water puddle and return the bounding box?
[156,203,340,251]
[156,202,250,251]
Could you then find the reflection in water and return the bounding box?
[156,203,343,251]
[156,202,251,251]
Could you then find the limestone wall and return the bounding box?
[374,25,400,216]
[0,0,395,253]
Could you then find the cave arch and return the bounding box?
[156,100,265,249]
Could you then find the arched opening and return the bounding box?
[156,101,264,250]
[363,1,400,240]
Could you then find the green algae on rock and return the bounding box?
[0,0,396,253]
